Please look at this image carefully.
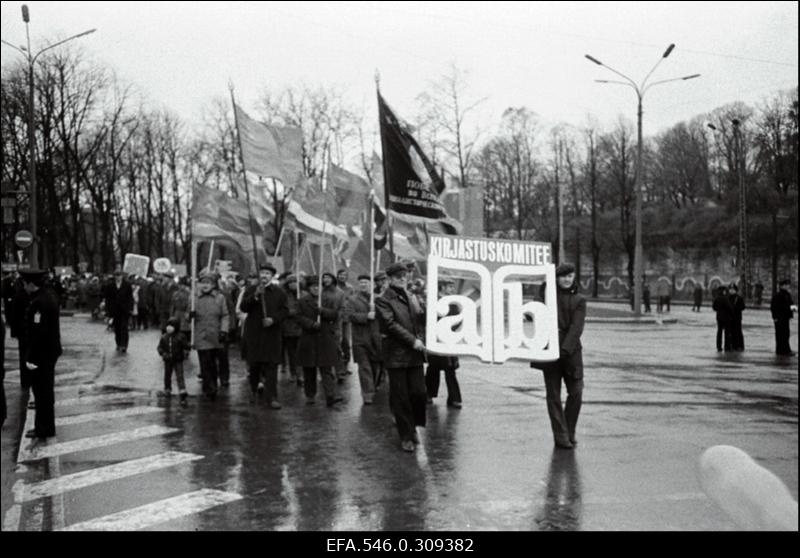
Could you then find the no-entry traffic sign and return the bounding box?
[14,230,33,248]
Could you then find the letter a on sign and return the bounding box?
[425,234,560,364]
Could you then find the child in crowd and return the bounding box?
[157,317,189,404]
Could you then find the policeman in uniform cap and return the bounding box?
[20,268,62,439]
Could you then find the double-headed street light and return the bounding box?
[585,44,699,317]
[1,4,96,268]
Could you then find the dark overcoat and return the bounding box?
[281,285,303,338]
[296,290,340,367]
[427,303,459,371]
[240,283,288,365]
[345,290,382,361]
[104,280,134,319]
[531,285,586,379]
[375,286,426,369]
[24,287,63,367]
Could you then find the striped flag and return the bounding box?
[233,103,304,186]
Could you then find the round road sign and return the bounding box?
[14,230,33,249]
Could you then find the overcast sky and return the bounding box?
[2,1,797,143]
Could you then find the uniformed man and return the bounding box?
[105,270,134,352]
[20,269,62,439]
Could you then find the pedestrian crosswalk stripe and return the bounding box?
[4,368,20,377]
[54,371,93,383]
[18,452,204,503]
[19,425,179,462]
[59,489,243,531]
[56,406,163,426]
[56,392,142,407]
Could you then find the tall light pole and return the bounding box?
[1,5,95,268]
[585,44,699,316]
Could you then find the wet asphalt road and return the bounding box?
[1,302,797,531]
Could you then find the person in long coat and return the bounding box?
[105,270,134,352]
[712,286,734,352]
[20,269,62,439]
[531,263,586,450]
[7,276,34,399]
[728,283,746,351]
[345,274,383,405]
[692,283,704,312]
[296,275,344,407]
[425,278,462,408]
[281,274,303,386]
[154,273,176,331]
[376,263,428,452]
[192,272,230,400]
[240,264,288,408]
[770,279,796,356]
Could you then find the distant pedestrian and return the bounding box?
[157,317,189,404]
[240,264,288,408]
[345,274,382,405]
[376,262,428,452]
[712,286,733,352]
[693,283,704,312]
[425,278,462,409]
[770,279,796,356]
[656,280,670,313]
[191,272,229,400]
[336,269,354,380]
[530,263,586,450]
[19,269,62,440]
[155,272,176,331]
[104,270,134,353]
[728,284,745,351]
[171,278,192,357]
[642,282,651,313]
[754,280,764,307]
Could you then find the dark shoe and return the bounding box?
[297,379,304,387]
[411,430,420,444]
[447,401,462,409]
[179,392,188,405]
[207,391,217,401]
[249,392,257,403]
[269,400,282,410]
[306,397,316,405]
[220,382,230,388]
[27,401,36,410]
[121,347,127,353]
[555,440,574,450]
[401,440,415,452]
[426,397,433,405]
[326,396,344,407]
[257,382,265,394]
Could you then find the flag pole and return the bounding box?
[375,70,395,262]
[294,229,300,300]
[369,189,375,311]
[229,80,268,320]
[206,240,215,273]
[190,238,198,347]
[317,144,330,323]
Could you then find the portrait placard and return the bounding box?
[425,234,560,364]
[122,253,150,278]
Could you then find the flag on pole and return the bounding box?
[233,103,304,186]
[377,92,448,219]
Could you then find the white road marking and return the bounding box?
[54,371,93,383]
[59,489,243,531]
[18,452,204,503]
[56,392,142,407]
[55,406,162,426]
[19,425,179,462]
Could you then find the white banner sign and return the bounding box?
[123,253,150,278]
[425,234,559,364]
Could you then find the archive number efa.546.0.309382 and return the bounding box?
[326,538,475,552]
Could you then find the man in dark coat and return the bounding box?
[712,286,734,352]
[692,283,704,312]
[105,270,134,352]
[728,283,746,351]
[345,274,383,405]
[240,264,288,408]
[154,272,176,331]
[7,275,34,397]
[296,275,344,407]
[281,274,303,386]
[376,262,427,452]
[770,279,796,356]
[425,278,462,408]
[531,263,586,450]
[20,269,62,439]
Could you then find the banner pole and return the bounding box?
[294,229,300,300]
[369,189,375,310]
[190,239,198,347]
[229,80,267,318]
[317,145,329,323]
[206,240,215,273]
[375,71,395,261]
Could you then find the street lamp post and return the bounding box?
[585,45,699,317]
[1,5,95,268]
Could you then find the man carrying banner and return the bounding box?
[376,262,428,452]
[530,263,586,450]
[240,263,288,408]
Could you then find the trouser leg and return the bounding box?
[543,367,570,445]
[564,376,584,443]
[425,366,441,399]
[32,360,56,437]
[320,365,338,399]
[716,323,724,350]
[353,345,375,401]
[217,341,230,385]
[443,368,462,404]
[248,362,263,393]
[264,362,278,401]
[18,340,32,390]
[389,367,414,442]
[164,361,173,391]
[408,366,426,427]
[198,350,219,396]
[174,361,186,392]
[303,367,318,399]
